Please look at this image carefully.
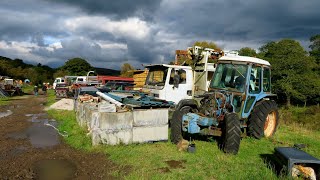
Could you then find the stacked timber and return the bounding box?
[133,69,148,90]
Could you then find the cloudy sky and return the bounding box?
[1,0,320,69]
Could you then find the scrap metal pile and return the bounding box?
[75,87,174,113]
[102,91,174,108]
[0,78,23,98]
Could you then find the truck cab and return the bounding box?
[142,47,218,104]
[143,64,215,104]
[53,77,65,90]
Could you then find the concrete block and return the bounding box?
[132,125,168,143]
[76,103,87,127]
[88,112,100,131]
[98,103,116,112]
[99,111,133,130]
[133,109,168,126]
[82,104,98,128]
[93,129,132,145]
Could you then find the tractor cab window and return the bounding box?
[263,68,271,92]
[249,66,261,94]
[210,63,248,92]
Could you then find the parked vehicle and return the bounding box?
[171,55,279,154]
[142,46,220,104]
[53,77,65,90]
[55,83,70,99]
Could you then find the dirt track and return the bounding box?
[0,95,126,179]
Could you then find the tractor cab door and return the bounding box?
[242,65,263,118]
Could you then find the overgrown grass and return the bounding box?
[48,107,320,179]
[280,105,320,131]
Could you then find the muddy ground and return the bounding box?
[0,95,127,179]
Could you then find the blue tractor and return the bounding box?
[171,55,279,154]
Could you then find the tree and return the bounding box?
[309,34,320,64]
[61,58,93,76]
[53,69,70,79]
[259,39,320,106]
[238,47,257,57]
[120,63,135,77]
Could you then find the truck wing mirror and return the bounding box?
[173,74,180,88]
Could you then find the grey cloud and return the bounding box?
[1,0,319,70]
[156,0,320,43]
[47,0,162,20]
[0,0,74,42]
[31,38,128,69]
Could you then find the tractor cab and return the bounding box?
[209,56,274,119]
[171,55,279,155]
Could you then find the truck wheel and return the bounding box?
[170,106,196,144]
[220,113,241,154]
[248,100,279,139]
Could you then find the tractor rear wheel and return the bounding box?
[170,106,196,144]
[248,100,279,139]
[220,113,241,154]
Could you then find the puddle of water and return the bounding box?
[33,159,77,180]
[0,110,13,118]
[8,113,61,148]
[27,122,60,148]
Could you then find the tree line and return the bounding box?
[1,35,319,106]
[238,36,320,106]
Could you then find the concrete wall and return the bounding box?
[76,102,169,146]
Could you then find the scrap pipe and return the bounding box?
[96,92,124,107]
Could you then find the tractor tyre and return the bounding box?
[170,106,196,144]
[220,113,241,154]
[248,100,279,139]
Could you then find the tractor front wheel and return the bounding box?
[170,106,196,144]
[220,113,241,154]
[248,100,279,139]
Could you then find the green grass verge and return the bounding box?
[47,109,92,150]
[0,97,10,106]
[45,89,56,106]
[47,107,320,179]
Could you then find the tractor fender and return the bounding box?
[256,93,278,103]
[175,99,198,111]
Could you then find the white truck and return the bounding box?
[142,46,221,104]
[53,77,65,90]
